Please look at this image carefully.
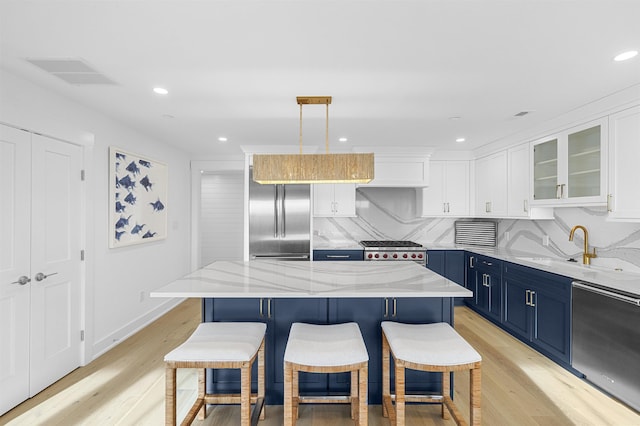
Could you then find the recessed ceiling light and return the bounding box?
[339,137,348,142]
[153,87,168,95]
[614,50,638,62]
[448,116,461,121]
[456,138,466,143]
[162,114,174,119]
[218,137,228,142]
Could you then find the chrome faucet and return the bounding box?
[569,225,597,265]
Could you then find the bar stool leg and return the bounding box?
[395,361,405,426]
[165,366,176,426]
[441,371,451,420]
[197,368,206,420]
[471,365,482,426]
[358,364,368,426]
[350,370,357,420]
[284,362,294,426]
[258,340,266,420]
[293,370,300,419]
[240,362,251,426]
[382,334,390,418]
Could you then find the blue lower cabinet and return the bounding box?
[467,254,503,324]
[203,296,455,405]
[502,262,572,366]
[425,250,445,275]
[444,251,465,286]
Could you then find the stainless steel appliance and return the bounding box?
[249,167,310,260]
[360,240,426,265]
[572,280,640,411]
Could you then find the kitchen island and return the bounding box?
[151,260,472,404]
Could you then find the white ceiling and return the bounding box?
[1,0,639,157]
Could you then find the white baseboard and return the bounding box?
[91,298,185,360]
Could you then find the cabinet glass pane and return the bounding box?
[533,139,558,200]
[568,125,600,198]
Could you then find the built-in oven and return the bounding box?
[359,240,426,266]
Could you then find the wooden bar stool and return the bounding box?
[164,322,266,426]
[381,321,481,426]
[283,322,369,426]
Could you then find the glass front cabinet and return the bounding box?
[530,119,607,206]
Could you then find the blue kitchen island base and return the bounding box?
[202,296,455,405]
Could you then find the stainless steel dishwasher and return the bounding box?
[572,280,640,411]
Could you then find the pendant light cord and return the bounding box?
[299,103,303,155]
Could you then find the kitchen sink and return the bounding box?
[514,256,638,281]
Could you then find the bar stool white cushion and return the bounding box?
[165,322,267,362]
[284,322,369,367]
[381,321,481,366]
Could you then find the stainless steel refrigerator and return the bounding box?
[248,167,310,260]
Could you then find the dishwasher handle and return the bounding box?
[573,281,640,306]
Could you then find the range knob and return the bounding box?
[392,253,398,259]
[367,253,373,259]
[418,253,423,259]
[375,253,379,258]
[403,253,408,259]
[411,254,416,259]
[383,253,388,259]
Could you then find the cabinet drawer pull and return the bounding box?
[326,255,350,259]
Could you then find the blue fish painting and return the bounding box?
[142,231,157,238]
[131,223,146,234]
[118,175,136,191]
[124,192,136,205]
[115,201,126,213]
[140,175,153,192]
[115,230,126,241]
[138,159,152,168]
[115,215,132,229]
[126,161,141,175]
[150,199,165,212]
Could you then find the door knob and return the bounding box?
[11,275,31,285]
[35,272,58,282]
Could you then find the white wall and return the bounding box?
[0,69,192,361]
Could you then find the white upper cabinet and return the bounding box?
[507,144,554,219]
[608,105,640,220]
[531,119,607,207]
[475,151,508,217]
[313,183,357,217]
[418,160,470,217]
[365,155,429,187]
[507,144,530,217]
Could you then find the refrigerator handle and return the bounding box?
[273,185,278,238]
[280,185,286,238]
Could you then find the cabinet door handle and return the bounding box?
[259,298,264,317]
[607,194,613,212]
[425,254,429,265]
[525,290,530,306]
[529,291,536,307]
[392,298,397,317]
[469,256,475,268]
[524,199,528,213]
[384,298,389,318]
[443,203,447,213]
[486,274,490,286]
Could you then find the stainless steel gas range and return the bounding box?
[360,240,426,265]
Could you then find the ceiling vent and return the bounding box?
[25,58,117,85]
[514,111,531,117]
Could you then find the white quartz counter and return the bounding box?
[150,260,472,299]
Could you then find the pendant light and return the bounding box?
[252,96,374,184]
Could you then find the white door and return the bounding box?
[0,125,32,414]
[0,125,83,414]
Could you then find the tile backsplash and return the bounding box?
[314,187,640,273]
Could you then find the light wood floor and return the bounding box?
[2,299,639,425]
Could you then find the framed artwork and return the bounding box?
[109,146,168,248]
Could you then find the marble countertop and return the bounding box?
[150,260,472,299]
[312,241,640,296]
